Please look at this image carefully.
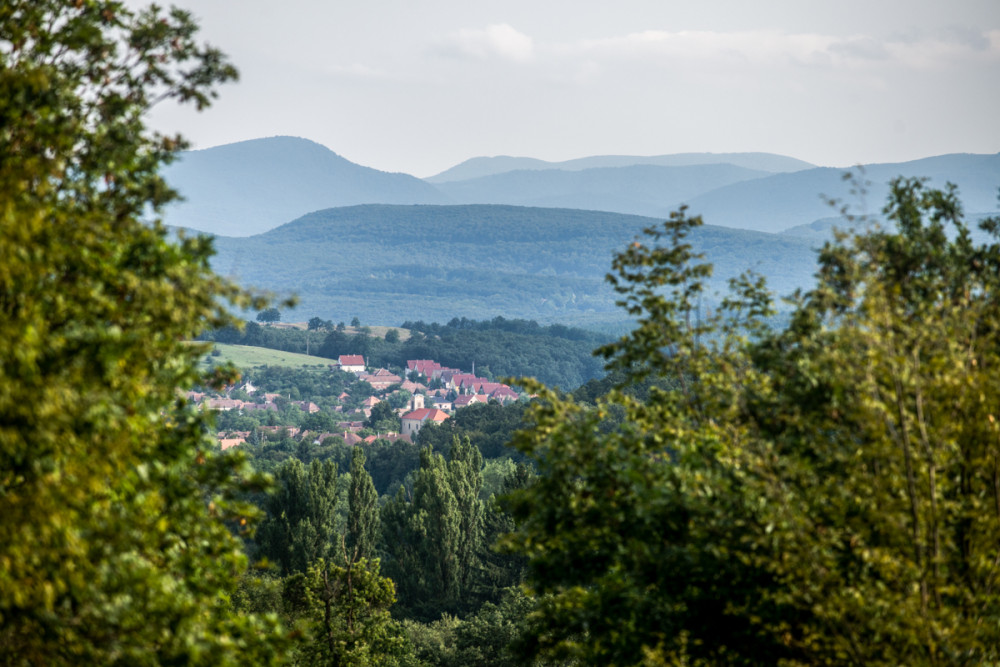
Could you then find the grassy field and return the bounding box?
[196,343,331,370]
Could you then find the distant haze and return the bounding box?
[161,136,1000,237]
[141,0,1000,177]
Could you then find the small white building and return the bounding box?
[336,355,366,373]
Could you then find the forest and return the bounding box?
[5,2,1000,666]
[199,315,609,390]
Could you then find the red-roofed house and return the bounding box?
[336,355,366,373]
[453,394,488,409]
[489,386,520,403]
[399,380,426,394]
[361,370,402,390]
[406,359,440,377]
[206,398,244,411]
[219,437,245,450]
[400,408,450,438]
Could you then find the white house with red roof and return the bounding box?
[336,355,366,373]
[400,407,450,438]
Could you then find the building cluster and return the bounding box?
[198,355,523,451]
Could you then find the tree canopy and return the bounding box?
[0,1,287,663]
[504,180,1000,665]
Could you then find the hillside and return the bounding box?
[198,343,330,371]
[432,163,773,219]
[160,136,449,236]
[426,152,815,183]
[210,204,819,332]
[685,153,1000,234]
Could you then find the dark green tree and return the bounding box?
[257,459,339,575]
[298,558,408,666]
[0,0,290,663]
[381,448,462,620]
[505,183,1000,665]
[347,448,380,563]
[381,442,489,620]
[365,399,401,434]
[447,437,484,598]
[257,307,282,324]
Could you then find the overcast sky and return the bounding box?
[144,0,1000,177]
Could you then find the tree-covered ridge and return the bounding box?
[208,203,820,331]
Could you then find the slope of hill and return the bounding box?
[685,153,1000,234]
[210,204,820,332]
[160,136,450,237]
[432,163,773,219]
[426,152,815,183]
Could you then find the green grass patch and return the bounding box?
[199,343,331,370]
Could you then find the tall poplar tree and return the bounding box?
[381,442,488,620]
[447,436,484,597]
[257,459,339,575]
[346,447,380,563]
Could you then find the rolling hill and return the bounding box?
[684,153,1000,234]
[160,136,997,241]
[209,204,821,332]
[431,163,774,219]
[425,152,816,183]
[160,136,449,236]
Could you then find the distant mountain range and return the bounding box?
[159,136,1000,330]
[424,152,816,183]
[161,136,1000,238]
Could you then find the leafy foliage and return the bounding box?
[505,180,1000,664]
[0,1,291,663]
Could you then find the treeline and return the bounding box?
[201,316,609,389]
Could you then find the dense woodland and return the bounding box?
[208,203,820,331]
[6,3,1000,666]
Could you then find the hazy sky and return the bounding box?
[145,0,1000,177]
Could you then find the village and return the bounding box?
[185,355,524,451]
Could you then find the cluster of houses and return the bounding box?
[200,356,522,451]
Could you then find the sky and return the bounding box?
[144,0,1000,178]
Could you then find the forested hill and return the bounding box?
[209,203,820,332]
